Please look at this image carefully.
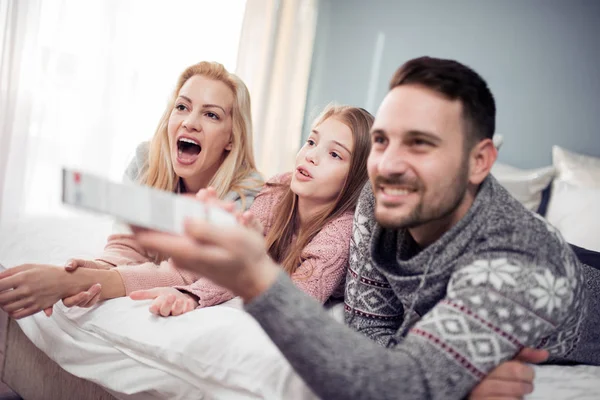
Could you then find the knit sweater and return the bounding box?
[174,173,354,306]
[92,141,263,295]
[245,175,597,400]
[95,166,353,307]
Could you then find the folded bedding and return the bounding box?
[17,297,318,400]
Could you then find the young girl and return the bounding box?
[0,61,263,319]
[128,105,374,317]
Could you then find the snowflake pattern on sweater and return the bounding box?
[345,177,589,386]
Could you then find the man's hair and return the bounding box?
[389,56,496,145]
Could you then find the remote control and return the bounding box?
[61,168,237,234]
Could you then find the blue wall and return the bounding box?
[303,0,600,168]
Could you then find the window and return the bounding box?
[20,0,247,216]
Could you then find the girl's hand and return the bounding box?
[0,264,90,319]
[130,287,197,317]
[197,186,264,234]
[134,218,280,302]
[238,210,265,235]
[195,187,236,213]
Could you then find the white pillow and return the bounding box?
[546,147,600,251]
[545,185,600,252]
[552,146,600,188]
[491,162,555,211]
[0,215,114,267]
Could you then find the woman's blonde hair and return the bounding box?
[141,61,261,205]
[264,105,374,275]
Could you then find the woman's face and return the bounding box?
[167,75,235,193]
[290,117,354,206]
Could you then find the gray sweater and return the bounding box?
[246,175,597,400]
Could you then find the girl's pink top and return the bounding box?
[94,173,354,307]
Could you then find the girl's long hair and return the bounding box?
[264,105,374,275]
[142,61,262,206]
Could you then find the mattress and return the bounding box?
[0,312,119,400]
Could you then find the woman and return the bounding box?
[0,61,263,319]
[129,105,374,316]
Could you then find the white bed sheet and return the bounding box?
[0,215,317,399]
[17,296,317,400]
[16,305,197,400]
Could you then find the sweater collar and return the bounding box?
[370,175,499,275]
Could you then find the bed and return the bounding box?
[0,145,599,399]
[0,215,321,400]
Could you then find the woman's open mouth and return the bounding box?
[176,137,202,165]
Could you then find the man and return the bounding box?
[134,57,597,399]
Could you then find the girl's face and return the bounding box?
[167,75,234,192]
[290,117,354,205]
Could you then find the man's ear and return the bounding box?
[469,138,497,185]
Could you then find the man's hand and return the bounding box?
[469,348,549,399]
[130,287,197,317]
[134,218,280,302]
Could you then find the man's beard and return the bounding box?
[374,159,470,230]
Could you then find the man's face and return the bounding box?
[367,84,471,231]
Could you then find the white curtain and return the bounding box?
[0,0,247,226]
[235,0,318,179]
[0,0,41,226]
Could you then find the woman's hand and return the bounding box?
[50,258,112,315]
[0,264,91,319]
[469,347,549,400]
[130,287,197,317]
[134,218,280,302]
[58,283,103,309]
[65,258,112,271]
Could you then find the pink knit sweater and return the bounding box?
[95,173,353,307]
